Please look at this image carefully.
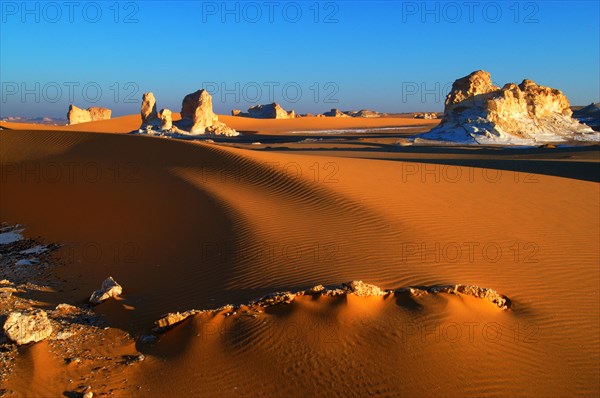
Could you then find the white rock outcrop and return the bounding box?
[239,103,296,119]
[159,108,172,130]
[137,90,238,136]
[347,109,382,118]
[323,108,351,118]
[141,92,160,127]
[414,112,438,119]
[180,89,238,136]
[67,105,111,125]
[419,70,599,144]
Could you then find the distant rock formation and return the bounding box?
[67,105,111,125]
[3,310,53,345]
[235,103,295,119]
[87,107,112,121]
[320,109,384,118]
[414,112,438,119]
[346,109,382,118]
[141,92,159,127]
[323,108,351,118]
[419,70,598,144]
[137,90,238,136]
[0,116,67,125]
[180,89,238,136]
[572,103,600,131]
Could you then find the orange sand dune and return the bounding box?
[0,114,438,134]
[0,114,142,133]
[0,129,598,397]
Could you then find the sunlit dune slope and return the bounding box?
[0,129,598,397]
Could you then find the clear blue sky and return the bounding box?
[1,0,598,118]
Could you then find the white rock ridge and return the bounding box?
[153,281,511,331]
[418,70,599,145]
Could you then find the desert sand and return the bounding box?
[1,113,438,134]
[0,112,598,397]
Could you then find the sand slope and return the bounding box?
[0,128,598,397]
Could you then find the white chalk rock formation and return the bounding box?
[323,108,351,118]
[141,92,160,127]
[418,70,598,144]
[244,103,295,119]
[181,90,238,136]
[67,105,111,125]
[159,108,172,130]
[414,112,438,119]
[347,109,382,118]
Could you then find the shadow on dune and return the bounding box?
[1,131,247,334]
[257,142,600,182]
[125,129,600,181]
[376,159,599,183]
[1,130,413,338]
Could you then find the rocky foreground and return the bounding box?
[1,223,514,396]
[0,225,143,397]
[418,70,599,145]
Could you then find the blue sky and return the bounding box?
[1,0,598,117]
